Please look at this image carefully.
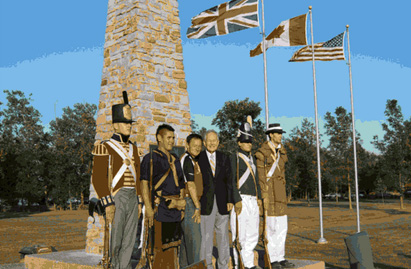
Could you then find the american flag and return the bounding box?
[186,0,259,39]
[289,32,345,62]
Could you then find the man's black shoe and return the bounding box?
[245,266,262,269]
[271,262,282,269]
[280,259,295,268]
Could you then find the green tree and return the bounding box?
[324,106,361,208]
[284,119,317,201]
[49,103,97,208]
[0,90,48,207]
[373,99,411,209]
[211,98,265,155]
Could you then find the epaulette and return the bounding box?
[92,142,109,156]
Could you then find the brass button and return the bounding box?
[124,159,131,166]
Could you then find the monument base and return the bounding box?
[25,249,325,269]
[24,250,102,269]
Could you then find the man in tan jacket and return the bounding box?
[255,123,294,269]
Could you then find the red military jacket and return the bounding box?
[91,133,141,207]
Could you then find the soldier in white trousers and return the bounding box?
[230,117,263,269]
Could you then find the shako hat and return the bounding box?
[237,115,253,143]
[112,91,134,123]
[265,123,286,134]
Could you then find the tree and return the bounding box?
[211,98,265,155]
[0,90,48,207]
[324,106,361,208]
[373,99,411,209]
[284,119,317,201]
[49,103,97,208]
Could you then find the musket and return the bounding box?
[234,213,245,269]
[263,157,272,269]
[100,155,113,268]
[232,153,245,269]
[136,215,152,269]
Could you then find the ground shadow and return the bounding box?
[397,252,411,259]
[288,233,317,243]
[0,206,50,219]
[324,262,346,269]
[374,263,408,269]
[325,228,351,237]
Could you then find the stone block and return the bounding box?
[154,93,170,103]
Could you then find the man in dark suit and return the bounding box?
[198,129,242,269]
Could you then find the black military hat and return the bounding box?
[237,116,253,143]
[112,91,135,123]
[265,123,286,134]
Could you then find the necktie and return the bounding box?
[210,154,216,176]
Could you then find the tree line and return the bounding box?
[0,91,409,211]
[193,98,411,209]
[0,90,96,210]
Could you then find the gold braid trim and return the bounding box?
[92,143,109,156]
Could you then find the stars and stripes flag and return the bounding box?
[289,32,346,62]
[186,0,259,39]
[250,14,307,57]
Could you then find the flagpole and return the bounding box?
[261,0,269,129]
[346,25,361,233]
[309,6,327,244]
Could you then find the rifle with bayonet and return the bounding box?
[137,149,155,269]
[262,158,272,269]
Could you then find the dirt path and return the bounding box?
[1,201,410,268]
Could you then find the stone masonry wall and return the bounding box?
[86,0,191,254]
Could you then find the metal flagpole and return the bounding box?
[346,25,361,233]
[261,0,269,129]
[309,6,327,244]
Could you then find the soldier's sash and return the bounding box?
[266,142,281,181]
[106,139,137,188]
[238,153,256,189]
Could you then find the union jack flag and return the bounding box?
[187,0,259,39]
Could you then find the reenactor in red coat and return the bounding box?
[91,91,141,269]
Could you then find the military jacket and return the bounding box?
[255,141,288,216]
[230,149,262,200]
[91,133,141,208]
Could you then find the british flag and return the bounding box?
[187,0,259,39]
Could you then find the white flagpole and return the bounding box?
[346,25,361,233]
[261,0,269,129]
[309,6,327,244]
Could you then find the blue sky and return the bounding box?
[1,0,410,152]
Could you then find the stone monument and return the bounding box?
[86,0,191,254]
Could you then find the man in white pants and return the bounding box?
[255,123,295,269]
[230,117,263,269]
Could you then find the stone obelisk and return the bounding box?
[86,0,191,254]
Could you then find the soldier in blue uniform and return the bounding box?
[140,124,186,268]
[230,117,262,269]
